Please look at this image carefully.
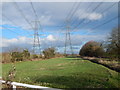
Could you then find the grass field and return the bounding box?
[2,57,120,88]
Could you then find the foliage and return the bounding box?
[43,48,55,59]
[79,41,105,57]
[11,49,30,62]
[32,54,38,59]
[22,49,30,60]
[11,52,23,62]
[106,27,120,59]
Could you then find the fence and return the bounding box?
[0,79,61,90]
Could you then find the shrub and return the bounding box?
[22,49,30,60]
[10,49,30,62]
[2,53,11,63]
[43,48,55,59]
[79,41,104,57]
[32,54,38,59]
[11,52,23,62]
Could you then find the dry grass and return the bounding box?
[82,56,120,72]
[2,53,11,63]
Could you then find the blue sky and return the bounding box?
[0,1,118,54]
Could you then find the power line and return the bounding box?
[2,27,23,36]
[91,16,118,30]
[66,1,78,21]
[63,1,83,55]
[60,2,80,52]
[68,2,82,21]
[2,26,32,37]
[29,0,43,32]
[79,16,118,36]
[13,1,34,30]
[67,16,118,53]
[2,14,18,26]
[72,2,117,32]
[72,2,103,30]
[54,1,81,35]
[64,2,102,54]
[29,0,39,20]
[29,1,42,54]
[2,14,32,35]
[71,2,92,26]
[59,1,77,28]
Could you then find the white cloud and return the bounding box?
[2,38,17,47]
[75,10,103,20]
[1,36,33,48]
[1,35,56,48]
[46,34,56,41]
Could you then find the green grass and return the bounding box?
[2,57,120,88]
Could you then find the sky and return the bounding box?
[0,0,119,54]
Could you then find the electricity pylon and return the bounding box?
[32,21,41,55]
[64,19,73,55]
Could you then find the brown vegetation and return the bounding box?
[81,56,120,72]
[2,53,11,63]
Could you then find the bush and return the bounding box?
[79,41,104,57]
[11,52,23,62]
[32,54,38,59]
[43,48,55,59]
[22,49,30,60]
[11,49,30,62]
[2,53,11,63]
[55,52,64,57]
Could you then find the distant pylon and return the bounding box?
[64,19,73,55]
[33,21,41,55]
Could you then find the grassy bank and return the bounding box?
[2,57,120,88]
[81,57,120,72]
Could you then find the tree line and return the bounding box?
[79,27,119,60]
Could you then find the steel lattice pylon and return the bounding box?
[33,21,41,55]
[64,20,73,55]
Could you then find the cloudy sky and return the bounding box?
[0,0,118,54]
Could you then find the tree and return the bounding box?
[43,48,55,59]
[106,27,120,59]
[79,41,104,57]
